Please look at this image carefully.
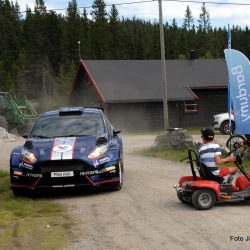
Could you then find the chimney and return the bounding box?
[189,50,196,60]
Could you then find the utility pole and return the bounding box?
[78,41,81,60]
[42,70,49,110]
[158,0,169,129]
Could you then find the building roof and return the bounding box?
[73,59,228,103]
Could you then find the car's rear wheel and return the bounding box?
[192,189,216,210]
[220,121,235,135]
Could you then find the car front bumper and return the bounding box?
[10,160,121,190]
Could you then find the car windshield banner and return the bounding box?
[224,49,250,134]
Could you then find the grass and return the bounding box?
[139,147,188,162]
[0,171,72,250]
[123,127,223,136]
[138,146,250,172]
[137,128,250,172]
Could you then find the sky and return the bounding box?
[17,0,250,28]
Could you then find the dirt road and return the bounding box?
[1,135,250,250]
[59,135,249,250]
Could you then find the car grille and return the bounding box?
[36,160,92,174]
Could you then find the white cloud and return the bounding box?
[17,0,250,27]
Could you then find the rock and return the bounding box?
[0,127,21,142]
[154,128,194,150]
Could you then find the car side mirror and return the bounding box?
[22,134,28,139]
[96,136,108,146]
[113,128,121,136]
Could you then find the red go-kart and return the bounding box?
[175,149,250,210]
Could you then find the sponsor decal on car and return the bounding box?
[53,144,73,153]
[80,147,86,154]
[51,137,76,160]
[14,171,22,176]
[99,157,110,164]
[26,173,43,178]
[105,166,116,172]
[80,170,100,176]
[19,162,33,170]
[39,148,45,155]
[80,166,116,176]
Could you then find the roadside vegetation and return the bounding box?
[138,130,250,173]
[139,146,250,172]
[0,171,72,250]
[139,147,188,162]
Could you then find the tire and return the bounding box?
[12,189,25,197]
[112,162,123,191]
[192,189,216,210]
[0,115,8,130]
[177,190,190,204]
[226,135,246,157]
[220,121,235,135]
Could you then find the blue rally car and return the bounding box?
[10,107,123,195]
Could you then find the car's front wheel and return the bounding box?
[113,161,123,191]
[220,121,235,135]
[192,189,216,210]
[12,189,25,197]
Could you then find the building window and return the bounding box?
[184,100,198,112]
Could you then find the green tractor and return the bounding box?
[0,92,38,134]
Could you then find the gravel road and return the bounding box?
[1,135,250,250]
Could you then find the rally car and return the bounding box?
[10,107,123,195]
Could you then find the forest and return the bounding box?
[0,0,250,109]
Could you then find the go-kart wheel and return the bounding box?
[192,189,216,210]
[177,190,189,204]
[226,135,247,157]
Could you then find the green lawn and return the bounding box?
[138,146,250,172]
[0,171,72,250]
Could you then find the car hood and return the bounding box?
[213,112,234,119]
[26,136,108,162]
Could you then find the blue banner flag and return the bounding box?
[224,49,250,134]
[228,24,231,49]
[227,25,232,131]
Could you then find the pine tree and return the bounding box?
[80,8,90,59]
[65,0,82,62]
[109,4,121,59]
[44,11,64,72]
[34,0,46,15]
[90,0,109,59]
[91,0,108,22]
[197,3,211,32]
[196,3,212,57]
[182,5,193,31]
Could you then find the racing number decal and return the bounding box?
[51,137,76,160]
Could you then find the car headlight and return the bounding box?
[20,148,37,164]
[88,145,108,159]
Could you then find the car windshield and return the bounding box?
[30,114,106,138]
